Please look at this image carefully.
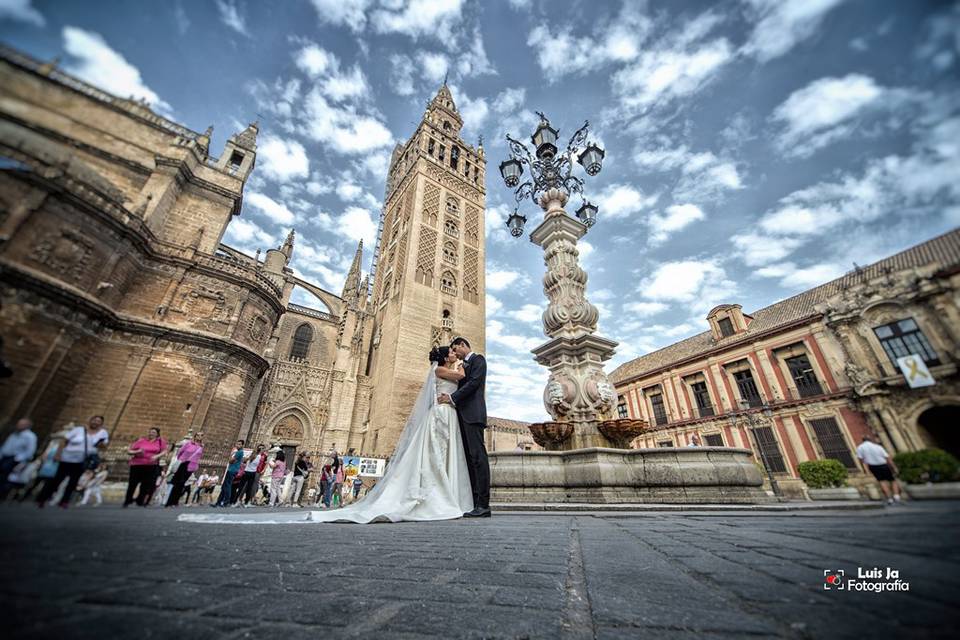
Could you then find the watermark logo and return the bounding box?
[823,569,845,590]
[823,567,909,592]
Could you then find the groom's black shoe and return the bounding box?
[463,507,492,518]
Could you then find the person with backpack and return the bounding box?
[36,417,109,509]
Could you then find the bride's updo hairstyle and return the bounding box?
[428,345,450,364]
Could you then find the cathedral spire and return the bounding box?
[281,229,295,260]
[342,240,363,303]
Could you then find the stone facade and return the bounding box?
[0,48,487,471]
[610,229,960,498]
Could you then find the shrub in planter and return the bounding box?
[798,459,848,489]
[892,449,960,484]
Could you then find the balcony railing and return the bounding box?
[696,404,715,418]
[441,285,457,296]
[794,378,824,398]
[441,317,454,329]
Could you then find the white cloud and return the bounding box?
[224,218,276,250]
[0,0,44,26]
[613,37,733,110]
[371,0,465,41]
[486,293,503,318]
[245,192,297,226]
[633,144,743,201]
[304,88,394,153]
[337,206,378,246]
[215,0,250,37]
[742,0,846,62]
[594,184,659,220]
[309,0,371,33]
[388,54,415,96]
[336,181,364,202]
[507,304,543,325]
[455,27,496,78]
[486,268,525,291]
[485,356,550,423]
[772,74,885,157]
[638,259,736,312]
[323,65,370,102]
[258,136,310,184]
[527,6,651,79]
[61,27,171,114]
[456,90,489,135]
[755,261,847,289]
[731,233,804,267]
[418,52,450,84]
[487,319,541,352]
[648,204,705,245]
[295,44,338,77]
[623,301,668,317]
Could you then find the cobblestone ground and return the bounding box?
[1,502,958,639]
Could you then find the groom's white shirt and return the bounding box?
[449,352,474,407]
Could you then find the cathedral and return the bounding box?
[0,45,489,472]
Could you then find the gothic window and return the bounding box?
[873,318,940,367]
[438,145,445,161]
[428,139,435,156]
[440,271,457,295]
[441,308,454,330]
[450,146,459,171]
[415,268,433,286]
[442,241,457,265]
[445,197,460,216]
[380,275,392,303]
[444,218,459,238]
[443,121,451,131]
[464,160,471,176]
[718,317,735,338]
[228,151,244,174]
[784,354,823,398]
[289,323,313,361]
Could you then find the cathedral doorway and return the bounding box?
[917,405,960,458]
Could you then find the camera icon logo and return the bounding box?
[823,569,845,590]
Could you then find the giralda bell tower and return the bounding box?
[364,82,487,457]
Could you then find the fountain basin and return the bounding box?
[490,446,772,504]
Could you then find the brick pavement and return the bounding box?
[0,502,958,639]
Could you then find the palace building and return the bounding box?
[0,45,487,471]
[610,229,960,498]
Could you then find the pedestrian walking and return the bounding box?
[856,435,903,505]
[36,416,109,509]
[236,444,266,506]
[352,475,363,500]
[288,452,310,506]
[0,418,37,500]
[320,464,334,508]
[124,427,166,507]
[166,432,204,507]
[17,440,60,502]
[268,451,287,507]
[333,462,345,508]
[214,440,245,507]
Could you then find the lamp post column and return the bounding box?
[529,188,619,449]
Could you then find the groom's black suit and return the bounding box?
[451,353,490,510]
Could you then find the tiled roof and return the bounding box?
[610,228,960,384]
[487,416,531,432]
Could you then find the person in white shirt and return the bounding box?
[856,435,902,505]
[687,434,702,447]
[0,418,38,499]
[36,416,109,509]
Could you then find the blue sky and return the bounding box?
[2,0,958,422]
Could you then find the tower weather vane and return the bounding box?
[498,111,605,237]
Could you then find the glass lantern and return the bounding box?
[575,201,598,227]
[499,158,523,188]
[531,121,559,160]
[577,143,605,176]
[506,210,527,237]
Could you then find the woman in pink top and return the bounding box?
[165,432,204,507]
[268,450,287,507]
[124,427,166,507]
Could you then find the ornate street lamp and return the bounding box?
[499,111,606,228]
[505,209,527,237]
[728,400,782,498]
[575,201,598,227]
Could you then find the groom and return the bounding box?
[438,336,491,518]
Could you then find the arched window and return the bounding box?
[443,120,451,131]
[442,241,457,265]
[450,146,459,170]
[444,218,458,237]
[440,271,457,294]
[445,197,459,215]
[289,323,313,360]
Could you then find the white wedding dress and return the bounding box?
[179,363,474,524]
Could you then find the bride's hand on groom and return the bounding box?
[437,393,451,405]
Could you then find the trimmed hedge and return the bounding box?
[798,459,848,489]
[893,448,960,484]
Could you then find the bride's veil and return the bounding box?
[356,362,437,505]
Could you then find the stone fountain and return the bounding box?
[489,162,769,503]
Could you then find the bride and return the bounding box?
[179,346,474,524]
